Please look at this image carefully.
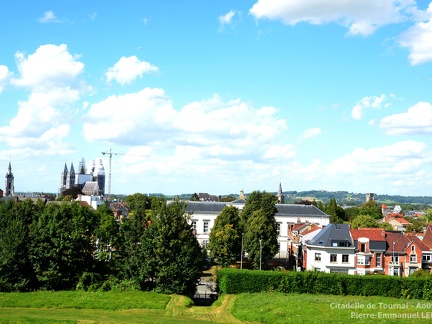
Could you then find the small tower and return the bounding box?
[66,162,75,189]
[277,182,285,204]
[61,163,68,191]
[4,162,14,197]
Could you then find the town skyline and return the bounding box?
[1,1,432,196]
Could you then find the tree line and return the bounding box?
[0,195,205,295]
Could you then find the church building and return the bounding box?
[60,158,106,196]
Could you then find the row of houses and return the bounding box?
[302,224,432,277]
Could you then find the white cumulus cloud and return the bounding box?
[351,94,393,120]
[375,101,432,135]
[398,4,432,65]
[249,0,418,36]
[12,44,84,91]
[105,56,159,85]
[0,65,12,93]
[0,44,85,155]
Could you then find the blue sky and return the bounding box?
[1,0,432,197]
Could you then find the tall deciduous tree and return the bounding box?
[149,199,204,295]
[208,206,242,267]
[244,209,279,269]
[241,191,279,269]
[326,198,346,223]
[28,202,98,290]
[358,200,383,220]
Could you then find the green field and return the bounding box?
[1,291,431,323]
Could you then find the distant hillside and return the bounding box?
[282,190,432,206]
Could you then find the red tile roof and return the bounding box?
[351,228,386,241]
[423,225,432,249]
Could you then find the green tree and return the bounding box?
[244,209,279,270]
[94,204,120,263]
[241,191,278,225]
[117,199,151,287]
[358,200,382,220]
[190,193,200,201]
[148,199,204,295]
[405,216,425,233]
[345,207,360,222]
[325,198,346,223]
[423,208,432,224]
[351,215,379,229]
[208,206,242,267]
[28,202,98,290]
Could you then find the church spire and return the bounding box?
[277,182,285,204]
[4,161,14,197]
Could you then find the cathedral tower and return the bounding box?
[4,162,14,197]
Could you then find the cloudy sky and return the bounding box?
[1,0,432,197]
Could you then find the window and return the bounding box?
[392,267,400,276]
[412,245,415,252]
[332,242,338,247]
[410,254,417,263]
[360,243,365,253]
[391,255,399,263]
[201,240,208,248]
[423,255,431,262]
[376,254,381,267]
[339,241,349,247]
[191,220,197,232]
[203,221,209,233]
[315,253,321,262]
[330,254,337,263]
[357,256,364,265]
[342,255,349,263]
[276,223,281,236]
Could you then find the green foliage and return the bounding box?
[325,198,347,223]
[351,215,379,229]
[240,191,278,225]
[244,209,279,270]
[241,191,279,270]
[209,206,242,267]
[358,200,383,220]
[217,268,432,300]
[190,193,199,201]
[147,199,205,295]
[28,202,98,290]
[405,216,426,233]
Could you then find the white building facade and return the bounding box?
[185,200,330,254]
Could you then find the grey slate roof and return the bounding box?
[183,201,330,219]
[308,224,353,247]
[275,204,328,218]
[185,201,227,214]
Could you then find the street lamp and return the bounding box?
[259,238,262,271]
[240,233,244,269]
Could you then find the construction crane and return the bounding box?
[101,149,149,201]
[101,149,123,201]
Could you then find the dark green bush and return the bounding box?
[217,268,432,300]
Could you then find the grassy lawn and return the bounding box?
[232,292,431,324]
[1,290,432,323]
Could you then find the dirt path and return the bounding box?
[165,294,246,323]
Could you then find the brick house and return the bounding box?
[350,228,386,275]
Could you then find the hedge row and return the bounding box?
[216,268,432,300]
